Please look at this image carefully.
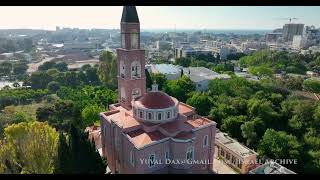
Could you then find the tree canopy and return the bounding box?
[0,121,58,174]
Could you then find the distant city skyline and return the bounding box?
[0,6,319,30]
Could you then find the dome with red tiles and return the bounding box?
[132,83,179,123]
[139,91,175,109]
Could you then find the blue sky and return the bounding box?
[0,6,319,30]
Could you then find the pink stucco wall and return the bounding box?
[101,112,216,174]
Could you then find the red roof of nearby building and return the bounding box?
[178,102,195,115]
[127,129,167,148]
[185,117,212,129]
[138,91,175,109]
[104,110,141,129]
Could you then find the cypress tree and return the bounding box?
[54,132,71,174]
[145,69,152,91]
[68,124,106,174]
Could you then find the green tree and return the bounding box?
[258,129,302,171]
[288,101,316,136]
[186,93,212,116]
[38,61,56,71]
[151,73,167,90]
[68,125,106,174]
[313,105,320,131]
[213,63,234,73]
[285,76,304,90]
[54,132,71,174]
[247,98,279,129]
[221,115,247,141]
[47,69,60,77]
[54,62,68,72]
[241,117,265,149]
[241,120,257,148]
[98,51,117,89]
[36,106,55,122]
[174,57,191,67]
[164,75,195,102]
[86,67,100,85]
[249,65,273,77]
[30,71,53,89]
[0,61,12,76]
[190,60,207,67]
[0,122,58,174]
[47,81,61,93]
[81,104,104,126]
[145,69,152,90]
[81,64,92,71]
[12,63,28,75]
[64,72,80,88]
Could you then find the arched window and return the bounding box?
[148,112,152,120]
[158,113,162,120]
[104,125,107,137]
[114,127,120,153]
[132,88,141,98]
[120,87,126,101]
[203,135,208,148]
[131,33,138,49]
[120,61,125,78]
[129,150,135,167]
[167,111,171,119]
[186,147,194,161]
[131,61,141,79]
[148,154,156,168]
[165,151,170,160]
[139,111,143,119]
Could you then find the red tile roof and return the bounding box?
[104,110,141,129]
[127,129,167,148]
[185,117,212,129]
[137,91,175,109]
[178,103,195,115]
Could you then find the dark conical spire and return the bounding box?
[121,6,140,23]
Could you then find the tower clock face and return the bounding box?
[131,33,138,49]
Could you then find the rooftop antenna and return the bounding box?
[273,17,299,24]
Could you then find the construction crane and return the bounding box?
[274,17,299,24]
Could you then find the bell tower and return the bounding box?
[117,6,146,110]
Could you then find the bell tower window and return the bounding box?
[132,88,141,98]
[120,87,126,101]
[121,34,125,48]
[131,61,141,79]
[120,60,125,78]
[131,33,138,49]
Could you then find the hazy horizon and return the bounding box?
[0,6,319,30]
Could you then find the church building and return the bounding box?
[100,6,217,174]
